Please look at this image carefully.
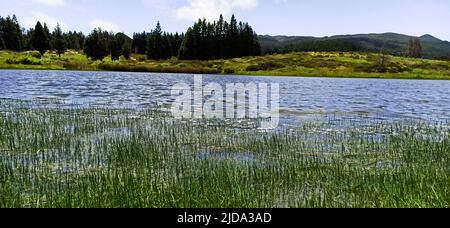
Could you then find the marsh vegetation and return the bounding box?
[0,100,448,208]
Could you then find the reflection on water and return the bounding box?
[0,70,449,123]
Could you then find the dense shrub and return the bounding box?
[246,64,261,71]
[224,68,235,74]
[246,62,283,71]
[5,56,41,65]
[29,51,42,59]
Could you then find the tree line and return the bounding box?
[134,22,185,60]
[1,14,261,60]
[178,15,261,60]
[269,39,367,54]
[0,15,85,54]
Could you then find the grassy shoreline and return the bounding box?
[1,50,450,80]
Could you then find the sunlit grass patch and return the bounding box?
[1,50,449,79]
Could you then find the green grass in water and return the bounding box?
[0,101,449,208]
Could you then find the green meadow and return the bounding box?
[1,50,449,80]
[0,102,449,208]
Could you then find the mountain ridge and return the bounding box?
[259,33,450,59]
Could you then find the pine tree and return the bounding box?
[226,15,239,58]
[238,22,261,57]
[0,15,23,51]
[122,41,132,60]
[43,23,51,48]
[0,17,4,49]
[160,32,172,60]
[178,28,195,60]
[21,28,34,50]
[110,33,122,61]
[178,14,261,60]
[64,31,85,50]
[215,14,225,58]
[147,22,164,59]
[84,28,110,61]
[73,32,85,50]
[52,23,66,57]
[132,32,147,54]
[31,22,50,55]
[170,32,183,57]
[65,31,75,50]
[110,32,131,60]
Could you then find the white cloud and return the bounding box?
[23,11,68,31]
[142,0,284,22]
[142,0,178,10]
[90,19,121,33]
[175,0,258,21]
[31,0,65,7]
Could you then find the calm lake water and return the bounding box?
[0,70,449,123]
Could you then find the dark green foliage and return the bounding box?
[178,14,261,60]
[147,22,162,59]
[110,32,132,60]
[84,28,110,61]
[1,15,83,54]
[132,32,148,54]
[31,22,50,55]
[21,28,34,50]
[0,15,23,51]
[178,28,195,60]
[122,42,131,60]
[159,32,172,60]
[147,22,164,60]
[64,31,85,50]
[238,22,261,57]
[214,15,226,58]
[437,56,450,61]
[170,32,183,57]
[43,23,51,42]
[282,39,365,53]
[146,22,183,60]
[224,15,239,58]
[260,33,450,59]
[51,24,67,57]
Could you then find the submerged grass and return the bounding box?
[0,102,449,208]
[1,50,449,79]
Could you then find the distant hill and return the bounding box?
[259,33,450,59]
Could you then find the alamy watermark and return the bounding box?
[170,75,280,130]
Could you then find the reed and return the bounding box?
[0,102,448,208]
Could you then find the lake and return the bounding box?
[0,70,449,123]
[1,69,449,208]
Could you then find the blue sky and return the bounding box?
[1,0,449,41]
